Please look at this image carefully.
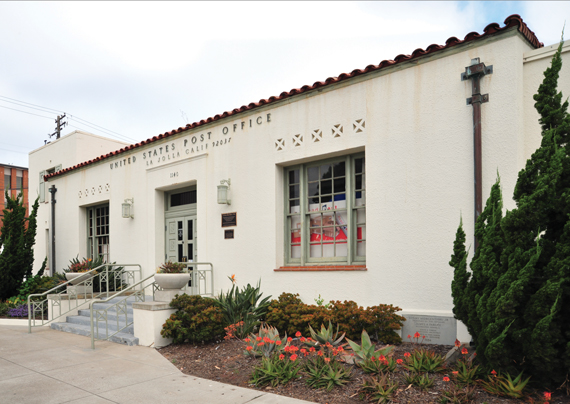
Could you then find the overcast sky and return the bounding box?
[1,1,569,168]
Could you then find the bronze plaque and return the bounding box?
[222,212,237,227]
[224,229,234,239]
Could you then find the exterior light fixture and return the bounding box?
[122,198,134,218]
[217,179,231,205]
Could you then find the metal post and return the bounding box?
[461,58,492,251]
[49,185,57,275]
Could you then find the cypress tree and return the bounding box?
[450,38,570,388]
[0,192,40,300]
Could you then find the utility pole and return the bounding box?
[51,114,67,139]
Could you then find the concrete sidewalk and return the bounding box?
[0,325,313,404]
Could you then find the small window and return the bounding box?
[171,190,197,207]
[87,204,110,262]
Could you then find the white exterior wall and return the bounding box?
[29,29,570,336]
[29,131,129,273]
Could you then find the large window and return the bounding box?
[87,205,110,262]
[285,154,365,265]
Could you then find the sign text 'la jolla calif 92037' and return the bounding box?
[109,113,272,170]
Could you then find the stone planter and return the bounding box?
[154,273,191,303]
[154,273,190,290]
[65,272,95,285]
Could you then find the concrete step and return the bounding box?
[66,314,134,333]
[77,309,134,322]
[50,321,139,346]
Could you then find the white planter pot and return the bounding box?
[154,273,190,290]
[65,272,95,285]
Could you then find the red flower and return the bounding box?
[287,337,293,342]
[279,354,285,360]
[256,337,262,342]
[284,346,290,353]
[290,354,298,361]
[461,348,468,355]
[275,340,282,346]
[396,359,403,365]
[244,338,250,342]
[407,334,411,339]
[452,371,458,375]
[300,337,306,342]
[317,351,323,356]
[246,346,253,351]
[263,337,270,343]
[454,339,461,347]
[404,352,411,358]
[491,369,497,376]
[370,356,376,362]
[414,332,421,338]
[309,347,316,352]
[379,355,386,361]
[544,392,551,401]
[257,342,264,346]
[295,331,301,337]
[324,357,330,363]
[443,377,450,382]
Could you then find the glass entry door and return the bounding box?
[166,215,197,263]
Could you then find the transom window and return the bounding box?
[286,154,365,265]
[87,204,110,262]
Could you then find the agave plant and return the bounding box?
[480,371,530,399]
[346,329,394,363]
[304,321,346,348]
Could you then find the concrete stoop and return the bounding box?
[50,296,145,346]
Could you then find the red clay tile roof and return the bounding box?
[46,14,542,180]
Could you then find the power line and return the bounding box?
[0,105,54,120]
[0,147,30,154]
[0,96,65,116]
[0,95,64,114]
[68,117,137,143]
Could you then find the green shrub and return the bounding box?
[266,293,404,343]
[161,294,225,344]
[0,302,8,316]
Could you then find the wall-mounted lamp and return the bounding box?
[122,198,134,218]
[217,179,231,205]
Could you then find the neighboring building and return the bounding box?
[28,16,570,343]
[0,163,29,231]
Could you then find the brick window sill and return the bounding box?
[274,265,367,272]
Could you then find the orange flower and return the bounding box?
[324,357,330,363]
[230,274,236,283]
[295,331,301,337]
[396,359,403,365]
[370,356,376,362]
[452,371,458,375]
[544,392,552,401]
[279,354,285,360]
[309,347,316,352]
[275,340,282,346]
[284,346,290,353]
[257,342,264,346]
[287,337,292,342]
[404,352,411,358]
[443,377,450,382]
[414,332,421,338]
[246,346,253,351]
[300,337,306,342]
[256,337,262,342]
[491,369,497,376]
[290,354,298,361]
[244,338,250,342]
[317,351,323,356]
[461,348,468,355]
[379,355,386,361]
[407,334,411,339]
[454,339,461,347]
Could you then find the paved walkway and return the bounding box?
[0,325,313,404]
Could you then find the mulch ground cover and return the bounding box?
[158,339,570,404]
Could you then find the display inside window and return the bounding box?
[286,155,365,263]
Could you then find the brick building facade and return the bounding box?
[0,164,29,232]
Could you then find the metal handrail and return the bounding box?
[89,274,156,349]
[27,264,142,333]
[182,262,214,297]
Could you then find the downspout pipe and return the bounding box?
[461,58,492,252]
[48,184,57,276]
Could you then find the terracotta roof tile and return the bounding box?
[46,14,542,180]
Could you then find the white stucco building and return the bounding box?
[28,15,570,344]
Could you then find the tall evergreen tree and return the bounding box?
[450,38,570,388]
[0,192,40,300]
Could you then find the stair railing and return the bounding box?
[27,263,142,333]
[181,262,214,296]
[89,273,156,349]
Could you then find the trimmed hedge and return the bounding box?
[265,293,404,344]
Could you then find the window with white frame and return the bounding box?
[87,204,110,262]
[285,154,365,265]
